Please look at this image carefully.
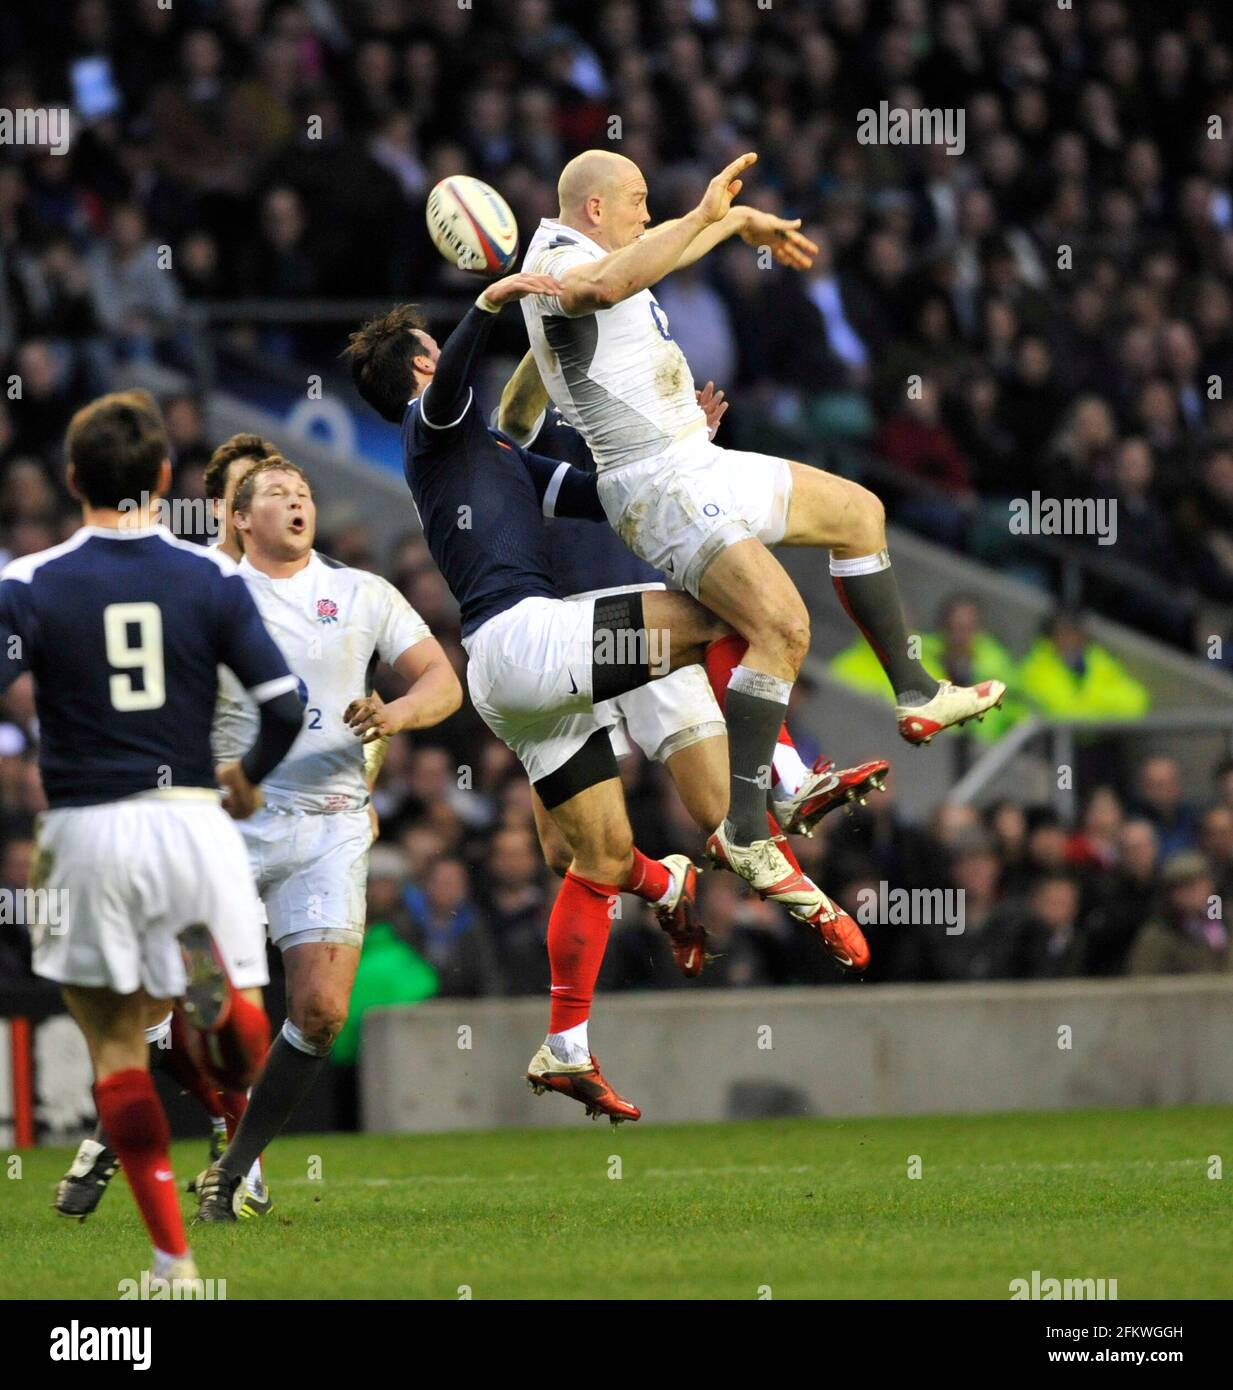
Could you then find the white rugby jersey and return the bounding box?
[211,550,430,812]
[521,219,706,472]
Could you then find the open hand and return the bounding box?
[698,152,758,224]
[481,273,565,308]
[738,211,818,270]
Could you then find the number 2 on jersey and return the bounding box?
[103,602,166,711]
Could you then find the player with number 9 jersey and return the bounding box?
[0,390,303,1280]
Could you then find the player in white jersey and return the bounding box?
[206,433,393,839]
[201,432,390,1214]
[521,149,1006,911]
[193,454,462,1222]
[497,358,885,973]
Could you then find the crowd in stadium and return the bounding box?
[4,0,1233,1011]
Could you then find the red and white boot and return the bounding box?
[791,892,870,972]
[896,680,1006,745]
[654,854,708,977]
[773,757,890,837]
[526,1044,641,1125]
[705,823,824,917]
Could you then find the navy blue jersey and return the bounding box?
[0,526,296,809]
[527,408,665,596]
[400,303,610,636]
[402,394,560,637]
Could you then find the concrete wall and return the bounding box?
[360,977,1233,1132]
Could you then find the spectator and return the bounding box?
[874,377,974,548]
[332,847,440,1066]
[1199,804,1233,905]
[1006,872,1087,980]
[480,827,550,995]
[1131,755,1199,859]
[1016,609,1151,722]
[1065,786,1124,872]
[913,825,1003,981]
[1084,819,1159,975]
[85,202,185,362]
[404,856,501,998]
[1128,852,1230,975]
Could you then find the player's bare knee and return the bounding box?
[846,483,886,553]
[761,605,810,674]
[575,830,632,887]
[294,995,347,1050]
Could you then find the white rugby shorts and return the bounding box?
[240,805,372,951]
[597,439,793,597]
[462,594,602,784]
[31,793,268,996]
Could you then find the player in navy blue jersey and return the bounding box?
[497,352,887,973]
[0,390,303,1284]
[346,274,794,1123]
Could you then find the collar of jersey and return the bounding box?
[538,217,605,259]
[239,550,317,583]
[78,522,171,540]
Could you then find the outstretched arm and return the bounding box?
[554,153,758,315]
[421,273,564,427]
[666,206,818,272]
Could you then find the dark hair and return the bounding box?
[232,456,311,516]
[342,303,429,423]
[67,390,168,508]
[204,433,276,501]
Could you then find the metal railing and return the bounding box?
[850,447,1199,628]
[949,710,1233,815]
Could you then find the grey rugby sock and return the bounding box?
[724,665,792,844]
[218,1022,329,1181]
[830,551,940,705]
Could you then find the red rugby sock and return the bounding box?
[221,1088,248,1142]
[94,1068,188,1258]
[623,848,671,902]
[547,870,618,1033]
[704,634,748,711]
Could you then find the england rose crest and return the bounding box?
[316,598,339,623]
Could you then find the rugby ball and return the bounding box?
[426,176,519,276]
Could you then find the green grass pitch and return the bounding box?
[4,1106,1229,1300]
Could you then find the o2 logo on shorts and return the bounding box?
[649,301,673,341]
[702,502,721,517]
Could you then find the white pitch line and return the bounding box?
[274,1163,814,1188]
[266,1157,1203,1189]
